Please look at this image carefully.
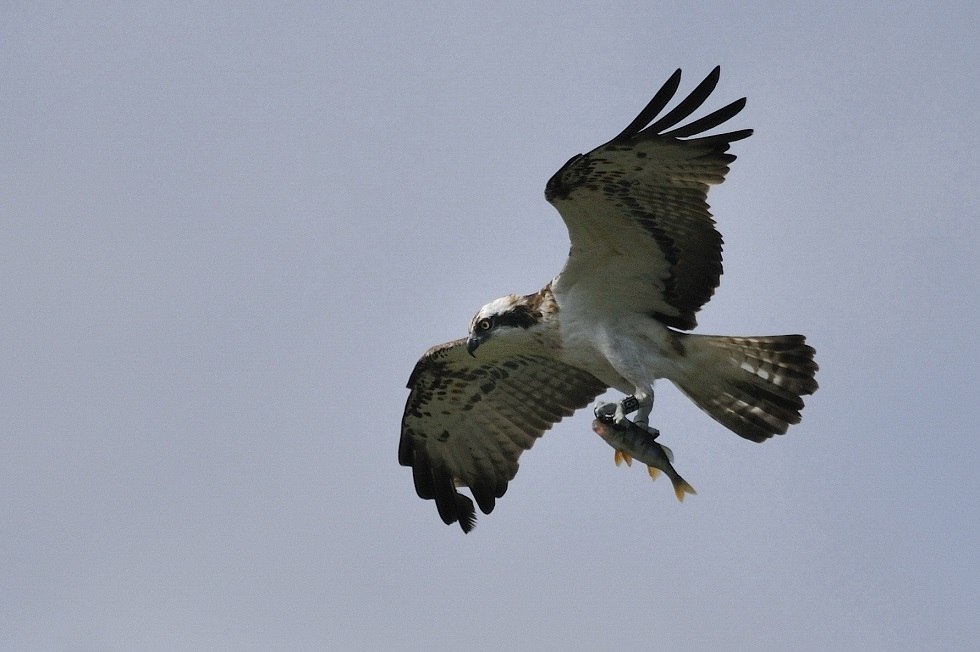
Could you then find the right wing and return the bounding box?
[399,339,607,532]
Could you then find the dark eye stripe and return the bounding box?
[494,305,539,329]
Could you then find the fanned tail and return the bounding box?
[676,334,818,442]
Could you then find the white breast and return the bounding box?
[554,284,686,393]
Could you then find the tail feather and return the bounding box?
[676,334,818,442]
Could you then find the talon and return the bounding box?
[594,401,617,422]
[613,404,629,425]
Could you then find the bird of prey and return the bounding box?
[399,67,818,532]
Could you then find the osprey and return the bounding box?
[400,67,818,532]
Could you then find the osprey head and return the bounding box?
[466,294,543,357]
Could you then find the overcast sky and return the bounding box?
[2,2,977,650]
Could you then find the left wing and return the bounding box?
[399,339,606,532]
[547,67,752,330]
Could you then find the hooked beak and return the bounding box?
[466,335,482,357]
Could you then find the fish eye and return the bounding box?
[477,318,493,332]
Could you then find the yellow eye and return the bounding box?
[477,318,492,331]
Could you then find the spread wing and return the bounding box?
[547,66,752,330]
[399,339,607,532]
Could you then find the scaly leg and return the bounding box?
[595,394,653,427]
[594,390,659,437]
[632,388,654,431]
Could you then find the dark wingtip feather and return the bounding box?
[611,68,682,142]
[610,67,750,148]
[471,478,497,515]
[410,449,435,500]
[456,495,477,533]
[663,97,746,138]
[397,430,414,467]
[429,464,479,533]
[644,66,721,134]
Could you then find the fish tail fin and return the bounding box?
[672,477,697,502]
[675,334,818,442]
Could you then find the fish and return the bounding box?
[592,418,697,502]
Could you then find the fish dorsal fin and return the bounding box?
[660,443,674,463]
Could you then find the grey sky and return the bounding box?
[2,2,977,650]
